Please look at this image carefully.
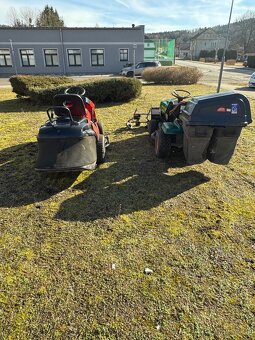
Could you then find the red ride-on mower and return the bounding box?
[127,89,252,165]
[36,86,109,171]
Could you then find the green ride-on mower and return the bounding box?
[126,89,252,165]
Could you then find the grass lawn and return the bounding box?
[0,84,254,339]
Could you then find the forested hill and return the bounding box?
[145,13,255,53]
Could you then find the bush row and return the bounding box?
[198,49,237,61]
[9,75,72,97]
[142,66,202,85]
[159,60,173,66]
[9,76,142,104]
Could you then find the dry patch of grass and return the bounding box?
[0,84,254,339]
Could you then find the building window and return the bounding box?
[44,49,59,67]
[20,49,35,67]
[91,49,104,66]
[0,49,12,67]
[120,48,128,61]
[67,49,82,66]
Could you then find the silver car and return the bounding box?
[120,61,161,77]
[248,72,255,88]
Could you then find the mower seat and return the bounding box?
[53,94,89,120]
[165,100,183,122]
[83,97,96,121]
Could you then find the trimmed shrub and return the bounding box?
[248,56,255,68]
[217,49,237,61]
[205,57,215,62]
[9,75,72,97]
[160,60,173,66]
[141,66,202,85]
[199,50,208,59]
[217,49,224,61]
[226,50,237,61]
[226,59,236,65]
[27,77,142,104]
[199,50,216,59]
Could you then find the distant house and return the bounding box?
[175,42,191,59]
[190,28,225,60]
[144,39,156,60]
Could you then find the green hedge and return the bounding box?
[217,49,237,61]
[10,75,142,104]
[9,75,72,96]
[142,66,202,85]
[248,56,255,68]
[199,50,216,59]
[159,60,173,66]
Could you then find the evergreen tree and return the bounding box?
[36,5,64,27]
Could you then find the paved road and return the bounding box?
[175,59,255,100]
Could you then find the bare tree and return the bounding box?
[234,10,255,53]
[20,7,39,26]
[6,7,22,27]
[6,6,39,27]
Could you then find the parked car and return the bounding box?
[248,72,255,88]
[120,61,161,77]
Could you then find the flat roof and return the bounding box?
[0,25,144,31]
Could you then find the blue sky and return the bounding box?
[1,0,253,32]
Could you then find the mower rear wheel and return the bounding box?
[97,120,104,135]
[97,134,106,164]
[147,119,158,135]
[155,127,171,158]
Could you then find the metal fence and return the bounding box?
[144,39,175,64]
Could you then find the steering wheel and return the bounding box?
[64,86,86,96]
[171,89,191,101]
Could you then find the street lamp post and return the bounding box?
[217,0,234,93]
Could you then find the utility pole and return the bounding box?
[217,0,234,93]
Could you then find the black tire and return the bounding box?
[155,127,171,158]
[97,134,106,164]
[97,120,104,135]
[147,119,158,135]
[127,71,134,77]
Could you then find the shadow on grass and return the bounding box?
[0,142,79,207]
[56,135,210,222]
[235,86,255,92]
[113,126,148,135]
[0,97,47,113]
[223,67,254,76]
[0,95,137,114]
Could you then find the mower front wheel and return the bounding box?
[155,127,171,158]
[147,119,158,135]
[97,134,106,164]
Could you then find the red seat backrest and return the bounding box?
[84,97,96,121]
[53,94,89,119]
